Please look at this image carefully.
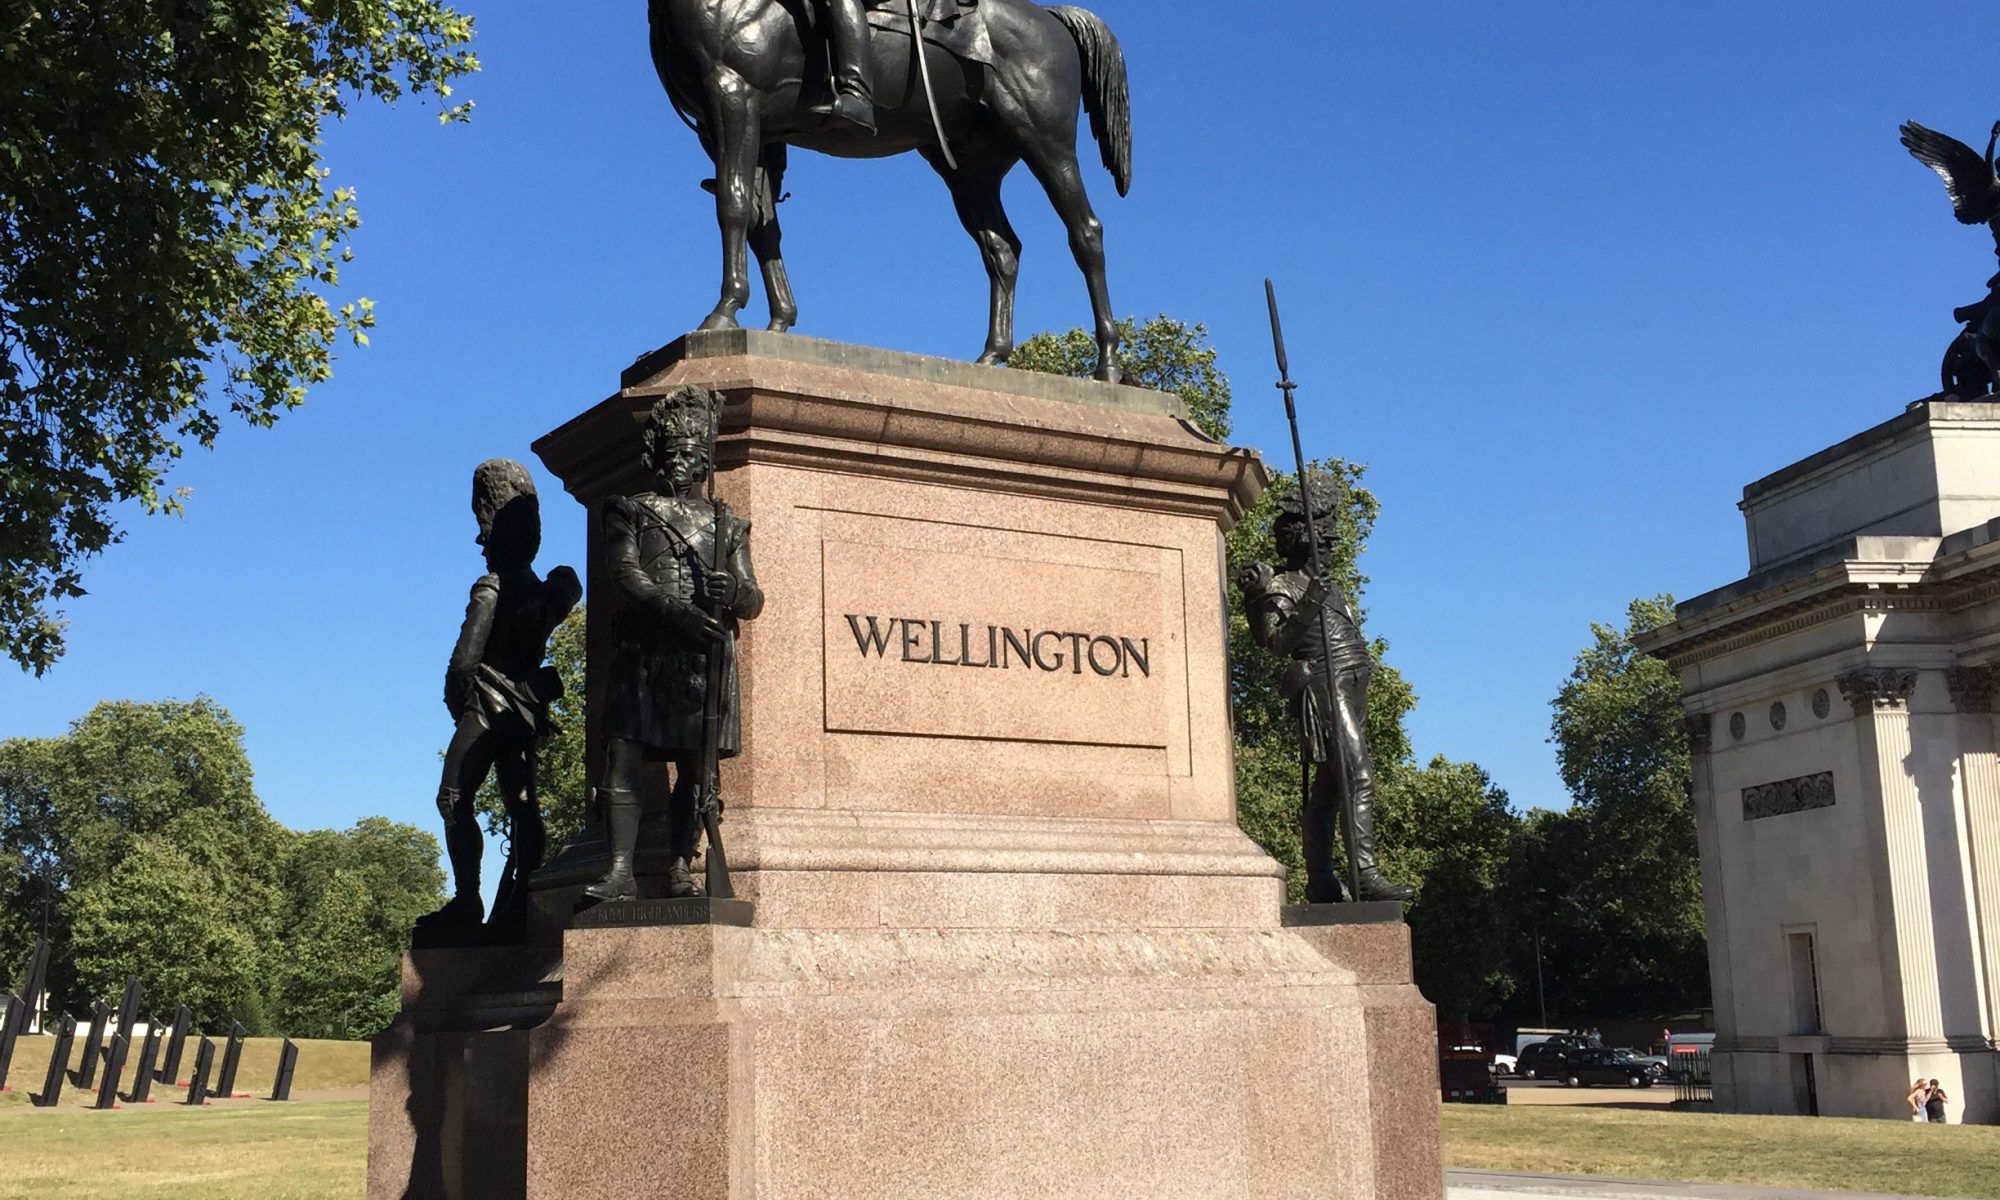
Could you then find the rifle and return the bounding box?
[1265,278,1362,900]
[698,475,734,899]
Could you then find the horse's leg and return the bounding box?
[750,144,796,333]
[924,149,1021,365]
[1020,147,1119,383]
[699,83,762,333]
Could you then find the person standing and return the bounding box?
[1926,1079,1949,1124]
[1908,1078,1931,1122]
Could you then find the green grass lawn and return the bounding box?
[0,1101,366,1200]
[1444,1104,2000,1198]
[2,1035,370,1111]
[3,1078,1997,1199]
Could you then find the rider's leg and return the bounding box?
[813,0,876,132]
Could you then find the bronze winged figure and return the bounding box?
[1900,120,2000,396]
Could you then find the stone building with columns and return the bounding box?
[1634,399,2000,1123]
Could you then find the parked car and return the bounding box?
[1515,1041,1571,1080]
[1617,1048,1671,1079]
[1489,1052,1517,1077]
[1515,1035,1598,1080]
[1559,1047,1657,1088]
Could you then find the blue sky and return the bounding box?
[3,2,1996,838]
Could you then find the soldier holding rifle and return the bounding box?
[585,385,763,903]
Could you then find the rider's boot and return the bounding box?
[810,0,877,133]
[583,790,642,903]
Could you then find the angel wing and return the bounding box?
[1901,120,2000,225]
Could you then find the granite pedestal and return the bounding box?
[368,332,1443,1198]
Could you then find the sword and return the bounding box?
[1266,278,1362,901]
[906,0,958,170]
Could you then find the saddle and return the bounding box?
[862,0,991,67]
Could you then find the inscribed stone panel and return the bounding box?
[821,530,1181,749]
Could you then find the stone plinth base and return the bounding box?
[519,914,1434,1200]
[370,333,1444,1195]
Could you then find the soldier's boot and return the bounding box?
[664,776,702,900]
[1300,783,1349,904]
[583,791,641,903]
[809,0,877,133]
[417,788,486,925]
[1343,766,1414,904]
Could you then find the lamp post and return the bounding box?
[1532,885,1549,1029]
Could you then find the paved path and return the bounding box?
[1450,1169,1975,1200]
[1501,1079,1678,1107]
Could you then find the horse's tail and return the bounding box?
[1045,6,1131,196]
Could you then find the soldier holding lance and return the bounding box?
[585,385,764,903]
[1240,282,1412,906]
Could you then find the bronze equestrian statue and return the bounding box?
[1901,120,2000,397]
[648,0,1133,382]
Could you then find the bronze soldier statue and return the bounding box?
[1238,476,1413,905]
[585,385,764,902]
[811,0,877,133]
[419,460,582,928]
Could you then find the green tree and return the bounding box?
[275,866,410,1040]
[1532,596,1708,1018]
[1013,316,1233,440]
[474,603,589,851]
[1376,757,1521,1022]
[0,2,478,673]
[0,697,286,1013]
[1013,316,1420,903]
[67,836,265,1033]
[273,816,442,1038]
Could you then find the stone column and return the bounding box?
[1838,667,1942,1043]
[1948,666,2000,1068]
[1681,712,1742,1102]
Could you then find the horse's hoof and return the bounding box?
[1096,364,1123,385]
[975,351,1006,367]
[766,316,795,334]
[697,311,742,333]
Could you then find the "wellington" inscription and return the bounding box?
[844,614,1152,679]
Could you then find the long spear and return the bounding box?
[1265,278,1362,900]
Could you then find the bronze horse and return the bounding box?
[648,0,1132,381]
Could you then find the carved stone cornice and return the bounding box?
[1681,713,1714,756]
[1947,665,2000,713]
[1836,668,1919,715]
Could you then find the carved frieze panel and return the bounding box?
[1741,772,1836,821]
